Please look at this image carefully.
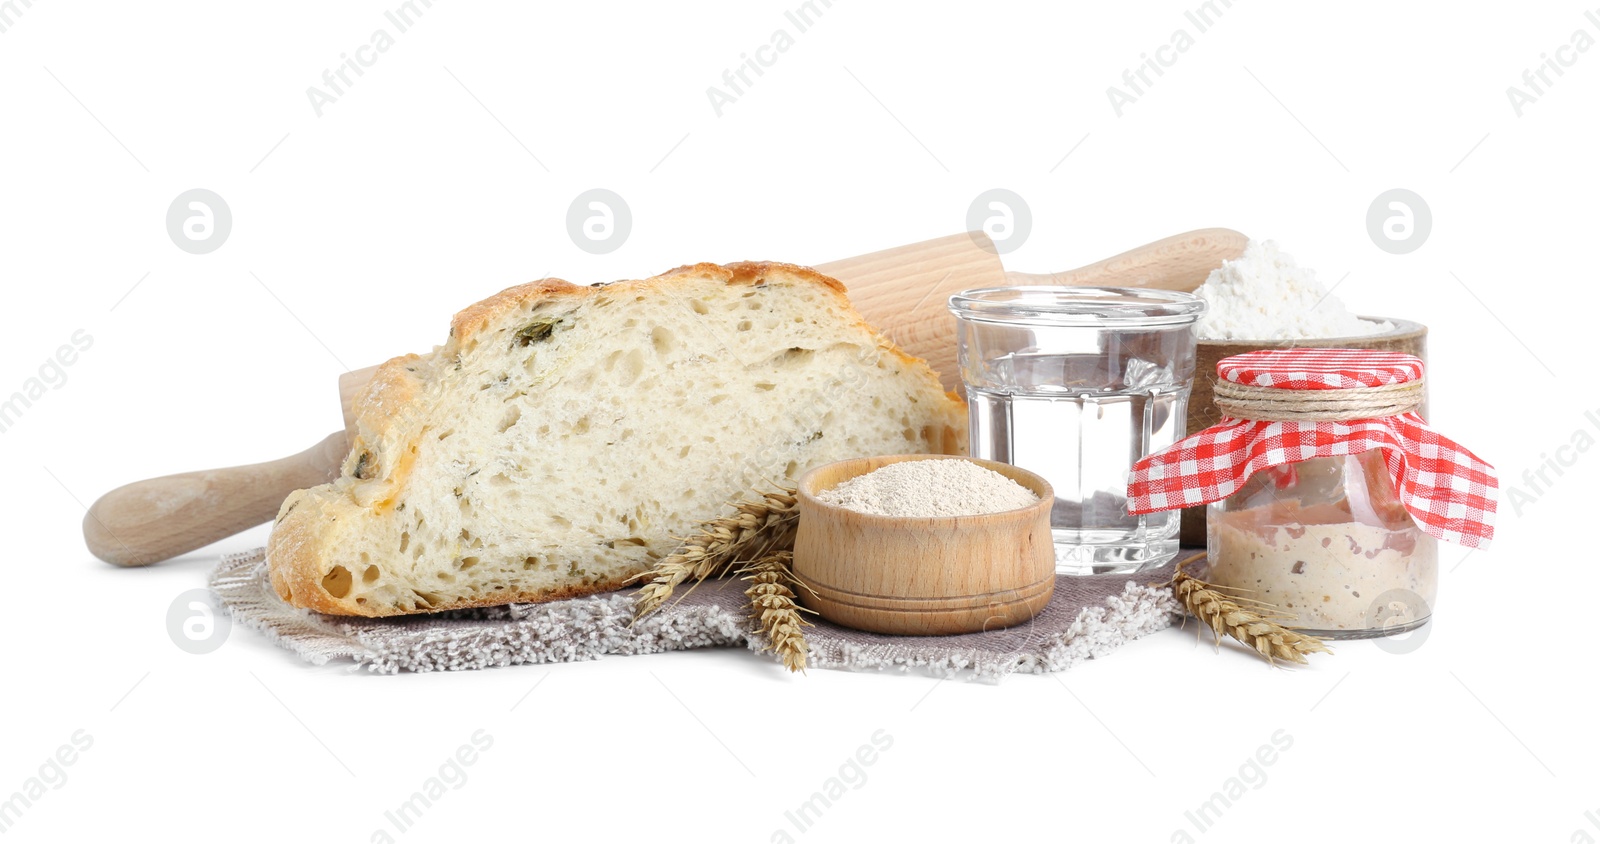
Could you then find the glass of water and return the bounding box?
[948,287,1204,574]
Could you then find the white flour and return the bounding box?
[817,459,1038,517]
[1193,240,1392,341]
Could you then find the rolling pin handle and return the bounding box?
[83,431,349,567]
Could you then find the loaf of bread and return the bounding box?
[267,261,966,616]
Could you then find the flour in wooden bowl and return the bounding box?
[817,459,1038,517]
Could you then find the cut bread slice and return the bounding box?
[267,261,966,617]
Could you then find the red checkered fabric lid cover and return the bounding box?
[1127,349,1497,548]
[1219,348,1423,389]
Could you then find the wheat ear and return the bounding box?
[1172,560,1332,666]
[739,552,816,673]
[630,483,799,622]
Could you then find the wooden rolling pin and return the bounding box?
[84,227,1247,566]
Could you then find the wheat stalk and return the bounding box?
[629,483,799,622]
[739,551,816,673]
[1171,559,1332,666]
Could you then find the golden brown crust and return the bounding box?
[445,263,848,352]
[265,486,338,610]
[448,277,585,342]
[272,560,640,618]
[267,259,958,617]
[268,482,648,617]
[348,354,424,440]
[675,261,850,295]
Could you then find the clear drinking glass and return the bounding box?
[948,286,1204,574]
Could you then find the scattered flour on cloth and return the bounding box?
[1193,239,1392,341]
[817,459,1038,517]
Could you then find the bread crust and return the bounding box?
[267,260,962,617]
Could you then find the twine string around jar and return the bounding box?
[1213,376,1426,422]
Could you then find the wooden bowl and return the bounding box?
[791,454,1055,636]
[1179,316,1428,545]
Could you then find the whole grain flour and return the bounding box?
[817,459,1038,517]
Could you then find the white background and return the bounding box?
[2,1,1595,841]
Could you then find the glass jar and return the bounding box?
[1204,450,1438,639]
[947,286,1205,575]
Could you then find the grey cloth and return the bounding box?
[210,549,1189,681]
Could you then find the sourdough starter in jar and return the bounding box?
[1205,451,1438,637]
[1131,348,1496,641]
